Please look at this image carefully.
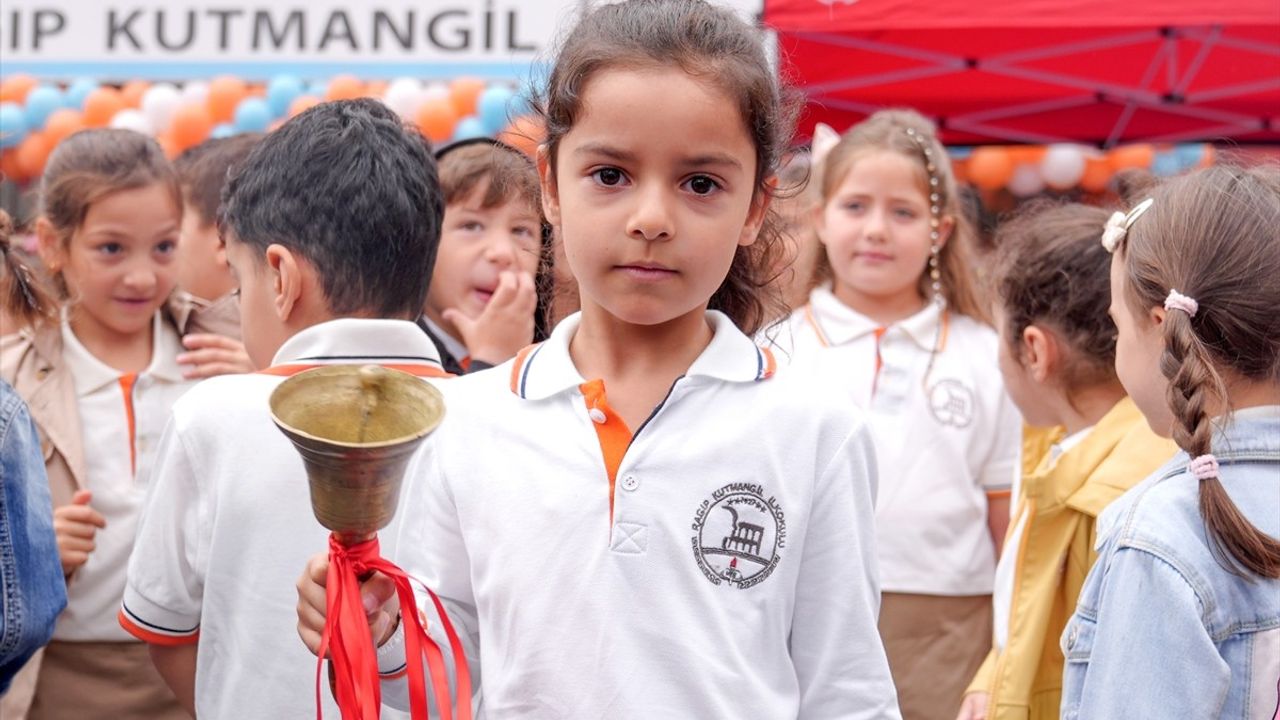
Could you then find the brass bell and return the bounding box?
[269,365,445,545]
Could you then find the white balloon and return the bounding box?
[1040,144,1087,189]
[109,108,153,134]
[181,80,209,107]
[1009,163,1046,197]
[141,83,182,134]
[421,82,449,103]
[383,78,424,119]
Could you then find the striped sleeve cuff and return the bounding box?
[119,587,200,646]
[377,619,408,678]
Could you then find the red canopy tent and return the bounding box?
[763,0,1280,146]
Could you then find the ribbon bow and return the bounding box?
[317,534,472,720]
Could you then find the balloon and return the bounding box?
[1151,150,1182,177]
[110,109,153,134]
[171,103,215,150]
[181,80,210,107]
[1079,156,1112,193]
[1039,144,1086,189]
[452,116,488,141]
[1008,163,1046,197]
[325,75,364,101]
[1199,144,1215,168]
[266,75,304,117]
[0,103,28,149]
[1,147,27,183]
[364,80,389,99]
[383,78,424,119]
[305,80,329,98]
[15,131,52,179]
[497,115,545,158]
[416,101,459,143]
[233,98,272,133]
[211,123,236,139]
[157,132,180,160]
[207,76,248,124]
[947,145,973,160]
[64,77,98,109]
[967,146,1014,191]
[448,77,486,117]
[1007,145,1046,166]
[141,83,182,133]
[82,87,126,128]
[422,82,449,103]
[288,95,321,118]
[24,86,64,129]
[120,80,150,108]
[0,74,39,104]
[45,109,86,147]
[509,91,533,118]
[478,85,514,134]
[1173,143,1204,170]
[1108,144,1154,170]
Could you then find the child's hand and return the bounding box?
[296,552,400,657]
[442,270,536,367]
[178,334,255,379]
[956,691,989,720]
[54,489,106,577]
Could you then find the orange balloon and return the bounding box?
[416,101,459,144]
[0,74,39,104]
[1108,144,1154,171]
[364,80,388,99]
[1200,144,1215,168]
[121,80,150,108]
[950,158,969,185]
[498,115,545,158]
[1,148,28,184]
[967,146,1015,191]
[268,119,285,133]
[44,109,86,147]
[83,87,127,128]
[449,77,487,117]
[1079,157,1112,193]
[288,95,321,118]
[170,104,214,150]
[157,132,181,160]
[1006,145,1046,165]
[326,75,364,102]
[15,132,52,179]
[207,76,248,124]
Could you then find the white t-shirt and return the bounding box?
[379,310,901,719]
[121,318,446,719]
[58,313,193,641]
[766,284,1022,595]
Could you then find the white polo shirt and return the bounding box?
[767,284,1021,596]
[57,313,192,641]
[381,310,901,719]
[121,318,447,720]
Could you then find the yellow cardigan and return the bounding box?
[966,397,1177,720]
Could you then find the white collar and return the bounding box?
[807,284,948,351]
[270,318,444,370]
[61,313,185,395]
[418,315,469,363]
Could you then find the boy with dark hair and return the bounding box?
[421,139,544,373]
[120,99,447,718]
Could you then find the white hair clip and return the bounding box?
[1101,197,1154,253]
[811,123,840,169]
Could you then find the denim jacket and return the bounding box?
[1061,406,1280,719]
[0,379,66,693]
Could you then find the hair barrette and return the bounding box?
[1101,197,1154,253]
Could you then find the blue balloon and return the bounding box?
[1151,151,1181,177]
[948,145,973,160]
[211,123,236,139]
[0,103,28,149]
[233,98,272,133]
[64,77,98,109]
[1173,143,1204,169]
[24,85,63,129]
[266,75,304,118]
[305,80,329,99]
[509,92,533,118]
[478,86,514,134]
[452,116,488,141]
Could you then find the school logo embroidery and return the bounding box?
[691,483,786,589]
[928,378,976,428]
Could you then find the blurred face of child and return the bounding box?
[542,67,765,328]
[224,236,289,369]
[177,204,235,302]
[1109,253,1174,436]
[817,150,945,310]
[53,182,180,345]
[423,186,541,335]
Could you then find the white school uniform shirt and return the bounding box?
[380,310,901,720]
[768,284,1021,596]
[57,312,193,641]
[121,318,446,720]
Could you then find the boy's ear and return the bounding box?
[536,146,561,227]
[34,218,65,271]
[265,244,304,322]
[1021,324,1058,384]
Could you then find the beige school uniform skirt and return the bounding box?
[23,641,187,720]
[879,592,993,720]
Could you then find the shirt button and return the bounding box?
[620,475,639,492]
[588,408,607,424]
[1066,624,1079,650]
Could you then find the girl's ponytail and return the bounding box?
[0,210,59,330]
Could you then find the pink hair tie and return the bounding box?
[1164,289,1199,318]
[1188,454,1219,480]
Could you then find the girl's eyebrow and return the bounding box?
[573,143,743,171]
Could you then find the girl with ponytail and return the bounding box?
[1060,165,1280,718]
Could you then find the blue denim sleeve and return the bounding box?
[1061,545,1229,719]
[0,380,67,693]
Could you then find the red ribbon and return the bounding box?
[316,534,473,720]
